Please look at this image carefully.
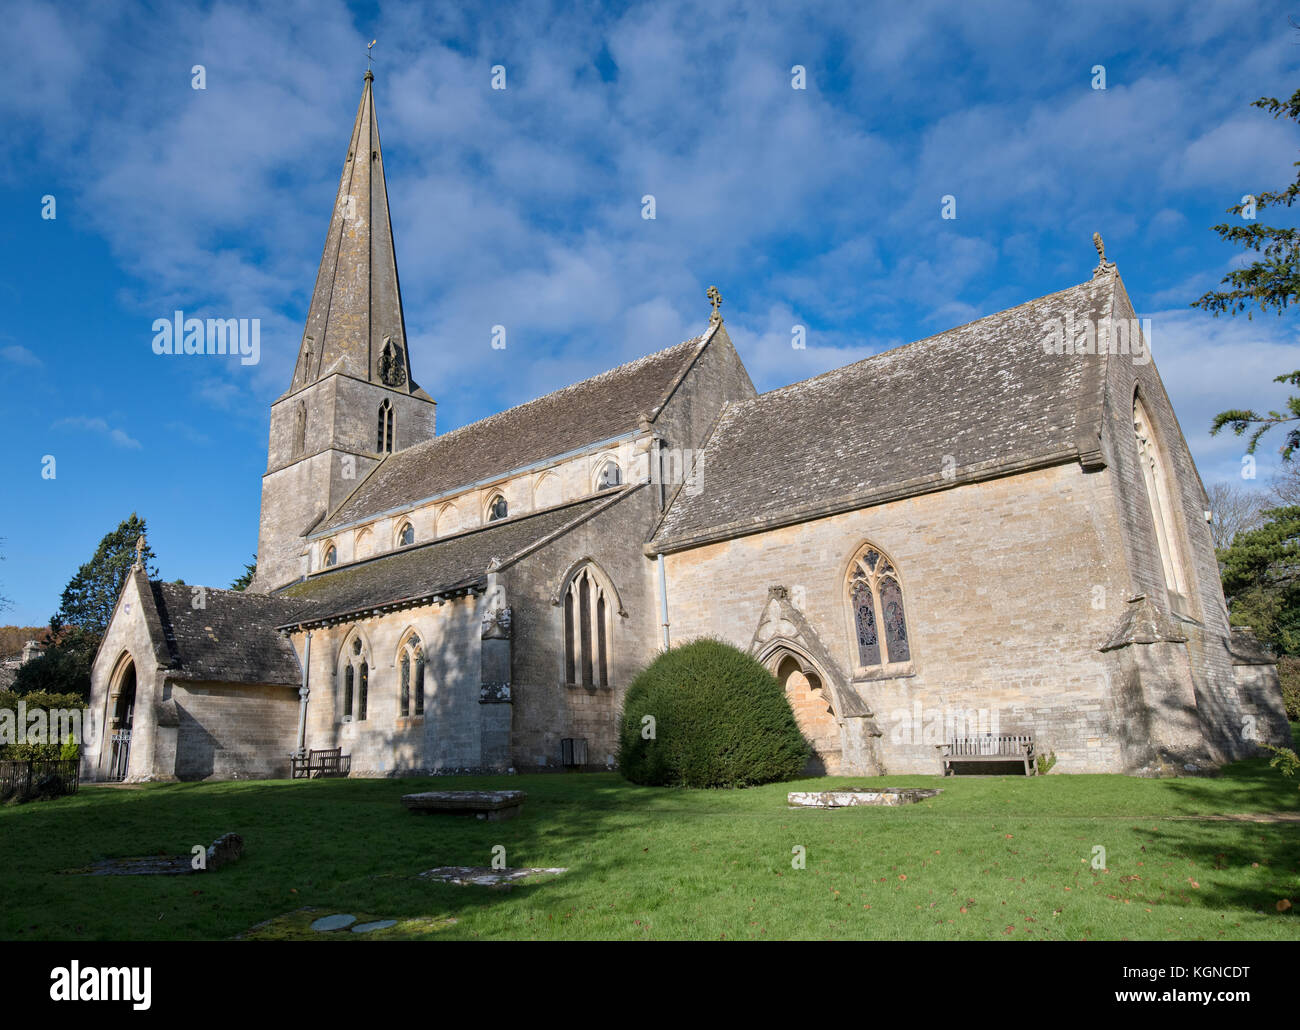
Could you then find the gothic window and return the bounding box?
[342,633,369,722]
[596,459,622,490]
[377,400,395,453]
[563,564,613,688]
[1133,395,1189,605]
[398,521,415,547]
[293,401,306,457]
[846,543,912,673]
[487,494,508,522]
[323,544,337,568]
[399,633,425,718]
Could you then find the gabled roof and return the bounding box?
[279,489,635,627]
[651,274,1118,552]
[319,330,714,533]
[146,581,306,686]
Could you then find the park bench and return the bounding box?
[401,789,526,821]
[940,734,1037,776]
[290,747,351,779]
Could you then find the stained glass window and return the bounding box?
[848,544,912,671]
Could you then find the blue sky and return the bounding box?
[1,0,1298,626]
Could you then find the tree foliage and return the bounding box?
[1199,88,1300,459]
[50,513,155,637]
[617,638,810,788]
[231,554,257,591]
[1217,504,1300,654]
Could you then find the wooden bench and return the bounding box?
[290,747,351,779]
[940,734,1037,776]
[402,790,526,821]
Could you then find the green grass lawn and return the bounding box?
[3,738,1299,941]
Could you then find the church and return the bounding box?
[82,72,1290,783]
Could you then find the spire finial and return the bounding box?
[706,285,723,325]
[1092,232,1116,278]
[134,534,147,570]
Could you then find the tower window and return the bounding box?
[377,400,395,453]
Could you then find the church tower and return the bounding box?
[252,71,436,593]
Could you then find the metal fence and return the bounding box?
[0,759,81,801]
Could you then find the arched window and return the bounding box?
[563,564,614,688]
[487,493,508,522]
[596,459,622,491]
[846,543,912,673]
[398,633,425,718]
[341,633,369,722]
[1133,395,1189,605]
[397,521,414,547]
[323,544,337,568]
[377,399,395,453]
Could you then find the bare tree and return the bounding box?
[1270,461,1300,507]
[1208,482,1269,551]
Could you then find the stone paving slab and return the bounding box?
[788,787,943,808]
[419,865,567,887]
[402,790,526,820]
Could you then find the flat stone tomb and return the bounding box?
[787,788,943,809]
[70,832,244,875]
[420,865,567,887]
[401,789,525,821]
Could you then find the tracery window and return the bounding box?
[399,633,425,718]
[398,521,415,547]
[1133,395,1189,605]
[342,633,369,721]
[377,400,395,453]
[847,544,912,673]
[323,544,337,568]
[563,564,612,688]
[487,494,508,522]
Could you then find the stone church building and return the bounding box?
[83,73,1288,783]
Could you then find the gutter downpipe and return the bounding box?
[657,553,671,650]
[295,630,312,755]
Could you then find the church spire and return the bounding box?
[290,70,422,396]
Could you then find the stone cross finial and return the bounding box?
[134,534,146,570]
[1092,232,1116,278]
[706,285,723,324]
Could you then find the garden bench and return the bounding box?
[940,734,1037,776]
[290,747,351,779]
[401,789,526,821]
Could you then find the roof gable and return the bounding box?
[652,275,1117,551]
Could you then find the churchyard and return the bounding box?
[2,738,1298,941]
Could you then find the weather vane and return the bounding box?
[707,285,723,325]
[367,39,377,73]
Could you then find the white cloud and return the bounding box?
[52,415,142,449]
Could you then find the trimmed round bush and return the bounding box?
[617,638,810,788]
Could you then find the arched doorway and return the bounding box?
[106,658,136,781]
[773,652,843,775]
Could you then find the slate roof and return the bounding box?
[147,582,306,686]
[279,491,625,626]
[652,275,1116,552]
[320,331,713,532]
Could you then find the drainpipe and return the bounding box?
[295,630,312,754]
[657,553,671,650]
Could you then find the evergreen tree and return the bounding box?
[231,554,257,591]
[1200,88,1300,458]
[1217,505,1300,654]
[49,513,156,637]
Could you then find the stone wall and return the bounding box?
[663,462,1137,773]
[506,488,662,769]
[293,593,485,774]
[170,681,299,780]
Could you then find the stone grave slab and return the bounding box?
[401,789,525,820]
[787,787,943,808]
